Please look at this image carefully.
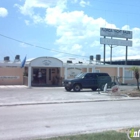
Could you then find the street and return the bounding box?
[0,100,140,140]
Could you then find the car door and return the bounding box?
[83,73,95,88]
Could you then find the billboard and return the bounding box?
[100,28,132,39]
[100,38,132,46]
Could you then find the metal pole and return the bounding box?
[125,46,128,65]
[110,45,112,64]
[28,64,32,88]
[110,37,113,65]
[104,36,106,65]
[125,38,128,65]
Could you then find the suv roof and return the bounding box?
[84,72,109,75]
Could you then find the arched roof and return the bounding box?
[27,57,63,67]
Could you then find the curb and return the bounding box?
[0,97,140,107]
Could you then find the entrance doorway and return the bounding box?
[32,68,47,86]
[47,67,60,86]
[31,67,61,86]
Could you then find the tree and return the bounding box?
[130,66,140,90]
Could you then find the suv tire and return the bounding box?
[100,84,105,91]
[73,84,81,92]
[65,87,72,91]
[91,87,97,91]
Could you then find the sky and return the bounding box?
[0,0,140,62]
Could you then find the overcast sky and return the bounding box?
[0,0,140,62]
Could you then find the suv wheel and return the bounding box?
[100,84,105,91]
[65,87,72,91]
[91,87,97,91]
[73,84,81,92]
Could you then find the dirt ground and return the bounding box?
[121,88,140,97]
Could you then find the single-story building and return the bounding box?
[0,56,138,87]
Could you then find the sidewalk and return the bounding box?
[0,85,139,106]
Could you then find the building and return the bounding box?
[0,56,138,87]
[105,59,140,65]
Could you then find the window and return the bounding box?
[85,73,94,79]
[124,70,133,80]
[95,69,100,73]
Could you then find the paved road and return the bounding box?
[0,100,140,140]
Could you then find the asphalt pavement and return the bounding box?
[0,85,139,106]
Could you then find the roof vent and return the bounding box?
[89,55,94,64]
[96,54,101,61]
[15,55,20,60]
[90,55,94,61]
[67,60,72,63]
[79,61,83,64]
[4,56,10,62]
[15,55,20,62]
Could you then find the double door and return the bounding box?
[32,68,47,85]
[47,68,60,85]
[32,67,60,86]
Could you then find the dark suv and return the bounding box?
[63,72,113,92]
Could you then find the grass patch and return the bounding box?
[37,129,140,140]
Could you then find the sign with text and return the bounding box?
[67,68,82,78]
[100,27,132,39]
[100,38,132,46]
[0,76,20,79]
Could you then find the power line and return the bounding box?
[69,0,140,16]
[0,33,89,58]
[93,0,140,8]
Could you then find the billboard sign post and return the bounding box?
[100,27,133,65]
